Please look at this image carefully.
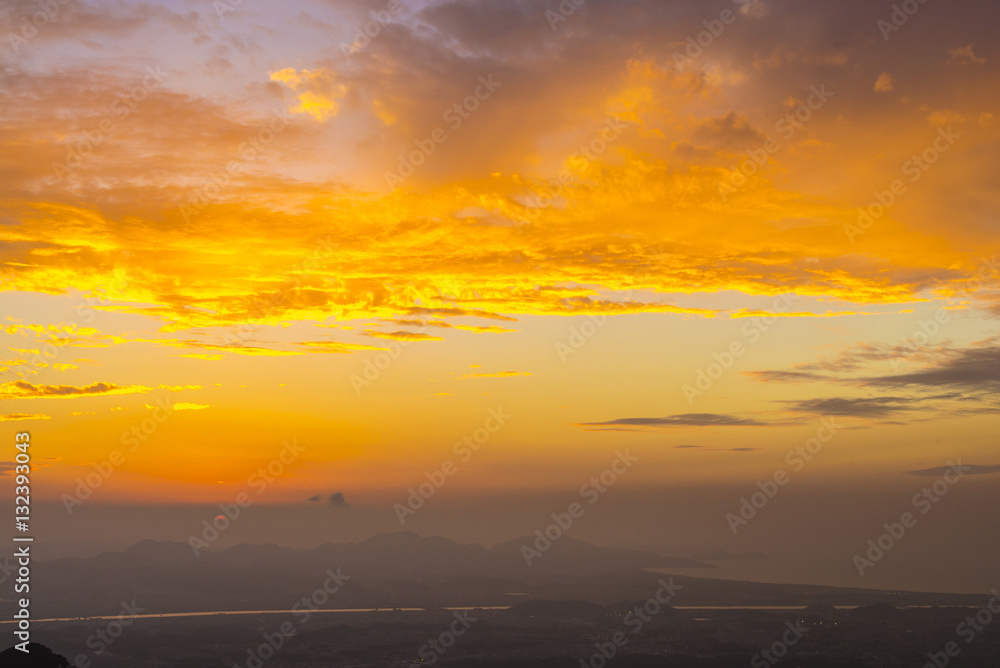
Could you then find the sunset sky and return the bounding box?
[1,0,999,593]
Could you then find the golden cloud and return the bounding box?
[269,68,346,121]
[0,381,152,400]
[298,341,389,353]
[363,331,446,342]
[0,413,51,421]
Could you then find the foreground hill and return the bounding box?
[0,644,70,667]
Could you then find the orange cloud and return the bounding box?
[0,413,51,421]
[269,68,346,121]
[298,341,389,353]
[947,44,986,66]
[454,324,518,333]
[170,403,209,411]
[166,342,304,357]
[363,331,446,342]
[874,72,895,92]
[0,381,152,400]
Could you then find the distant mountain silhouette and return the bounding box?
[31,532,984,618]
[0,644,70,667]
[123,539,200,562]
[114,531,708,578]
[490,535,712,571]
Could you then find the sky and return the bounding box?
[1,0,999,593]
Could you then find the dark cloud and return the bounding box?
[0,380,145,399]
[906,463,1000,477]
[783,396,919,418]
[746,344,912,384]
[797,343,910,374]
[405,307,518,322]
[0,413,50,421]
[863,343,1000,389]
[579,413,774,429]
[418,0,554,54]
[673,444,760,452]
[694,112,768,150]
[981,293,1000,317]
[744,370,830,383]
[749,341,1000,424]
[306,492,350,508]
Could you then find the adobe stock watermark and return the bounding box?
[52,66,168,191]
[716,85,833,200]
[920,589,1000,668]
[75,273,131,325]
[555,245,666,362]
[6,0,72,54]
[524,116,628,221]
[188,439,306,556]
[671,0,760,68]
[1,274,130,382]
[521,450,638,566]
[69,600,145,668]
[180,110,292,222]
[545,0,586,31]
[213,0,244,22]
[348,284,458,394]
[889,254,999,370]
[0,555,16,587]
[384,74,501,188]
[340,0,403,54]
[844,126,960,243]
[555,314,607,362]
[233,568,350,668]
[852,459,970,576]
[223,235,339,350]
[889,310,952,371]
[725,418,841,534]
[62,398,175,514]
[408,611,478,668]
[878,0,933,41]
[683,293,798,405]
[165,236,337,372]
[394,407,511,524]
[349,326,428,395]
[751,619,809,668]
[580,577,683,668]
